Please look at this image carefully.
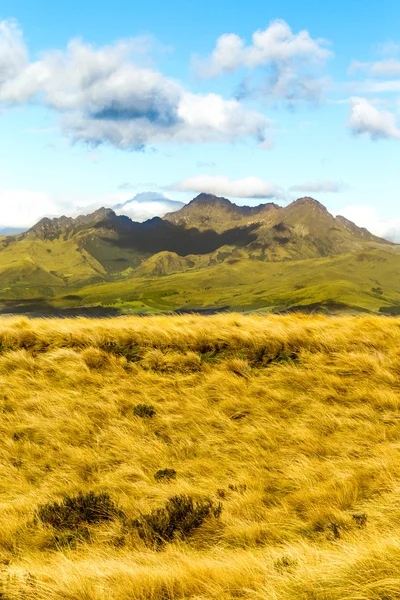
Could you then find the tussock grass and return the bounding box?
[0,313,400,598]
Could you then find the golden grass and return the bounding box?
[1,313,400,598]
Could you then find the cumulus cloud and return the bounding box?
[0,20,27,84]
[338,205,400,242]
[167,175,281,198]
[290,180,347,193]
[195,19,332,104]
[0,19,272,149]
[348,97,400,140]
[0,188,186,229]
[0,189,66,228]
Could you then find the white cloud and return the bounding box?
[351,80,400,94]
[338,205,400,242]
[0,189,65,228]
[0,20,272,149]
[348,97,400,140]
[167,175,281,198]
[114,200,183,222]
[290,180,347,193]
[351,59,400,78]
[0,188,185,229]
[0,19,27,84]
[195,19,332,104]
[197,20,331,77]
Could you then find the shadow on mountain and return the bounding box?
[0,299,123,318]
[379,305,400,315]
[97,217,260,256]
[278,301,370,315]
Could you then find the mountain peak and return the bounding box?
[28,207,118,240]
[188,193,234,208]
[289,196,328,211]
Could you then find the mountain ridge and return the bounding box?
[0,193,398,316]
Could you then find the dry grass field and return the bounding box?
[0,313,400,599]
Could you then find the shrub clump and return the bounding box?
[154,468,177,482]
[133,403,156,418]
[52,526,91,548]
[37,491,124,530]
[131,494,222,547]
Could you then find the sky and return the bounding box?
[0,0,399,239]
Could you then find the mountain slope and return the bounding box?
[0,194,398,314]
[165,194,385,260]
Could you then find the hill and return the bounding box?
[1,313,400,598]
[0,194,398,315]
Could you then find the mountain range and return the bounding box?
[0,193,399,315]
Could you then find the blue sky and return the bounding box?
[0,0,399,239]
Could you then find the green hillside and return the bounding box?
[64,245,399,314]
[0,196,399,315]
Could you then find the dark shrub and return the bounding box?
[327,522,341,539]
[52,526,91,548]
[133,404,156,418]
[228,483,247,493]
[37,491,124,530]
[352,513,367,528]
[131,494,222,548]
[154,468,176,482]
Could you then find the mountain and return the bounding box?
[113,192,184,221]
[0,194,399,315]
[165,194,383,260]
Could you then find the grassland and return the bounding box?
[66,245,400,314]
[1,226,400,316]
[1,313,400,598]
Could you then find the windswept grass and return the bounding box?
[0,313,400,598]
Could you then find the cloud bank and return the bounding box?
[338,205,400,242]
[113,192,184,221]
[348,97,400,140]
[0,19,271,149]
[195,19,332,104]
[168,175,281,198]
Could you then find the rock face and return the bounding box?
[164,193,279,232]
[165,194,384,257]
[25,194,386,255]
[27,208,119,240]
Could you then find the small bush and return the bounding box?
[52,526,90,548]
[133,403,156,418]
[327,522,341,539]
[230,411,249,421]
[154,468,177,482]
[352,513,367,528]
[37,491,124,530]
[131,494,222,547]
[228,483,247,493]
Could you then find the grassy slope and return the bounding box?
[1,314,400,598]
[1,232,399,314]
[73,245,400,313]
[0,236,108,298]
